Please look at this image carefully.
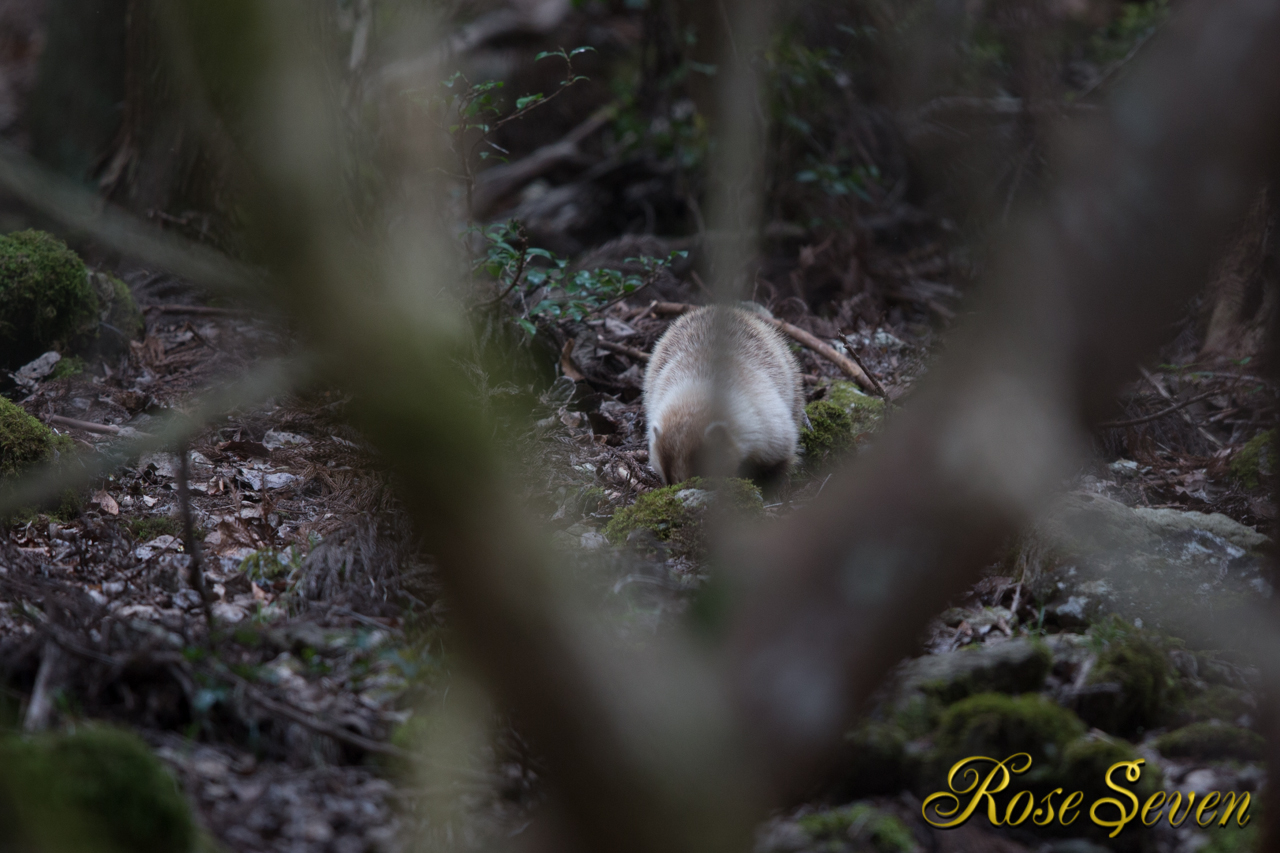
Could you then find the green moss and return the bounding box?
[0,726,195,853]
[0,230,98,368]
[1184,685,1254,724]
[798,802,917,852]
[1199,822,1259,853]
[838,722,913,797]
[604,476,762,556]
[935,693,1085,778]
[1230,430,1274,490]
[824,380,887,434]
[1061,733,1160,807]
[0,396,74,481]
[1086,617,1181,736]
[914,640,1053,705]
[106,275,143,341]
[1154,722,1265,762]
[49,355,86,380]
[127,516,180,542]
[801,399,855,464]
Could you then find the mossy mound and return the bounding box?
[824,380,887,434]
[604,476,762,556]
[1085,617,1181,737]
[0,726,196,853]
[0,230,141,368]
[0,230,96,367]
[1184,685,1255,725]
[797,802,917,852]
[1061,733,1160,808]
[836,722,914,798]
[0,396,73,479]
[933,693,1085,783]
[1229,430,1274,490]
[800,399,855,464]
[92,271,144,354]
[910,639,1053,706]
[1154,722,1265,762]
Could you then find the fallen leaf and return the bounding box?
[91,490,119,515]
[559,340,585,382]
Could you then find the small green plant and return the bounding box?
[476,220,685,336]
[425,47,594,217]
[240,546,305,585]
[126,516,179,541]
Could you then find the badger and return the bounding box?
[643,305,804,485]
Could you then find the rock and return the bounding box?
[605,477,762,557]
[1154,721,1266,762]
[1131,507,1268,552]
[896,638,1052,705]
[0,725,195,853]
[931,692,1085,784]
[1075,616,1181,737]
[800,400,855,465]
[0,396,74,484]
[1028,492,1271,647]
[13,350,61,386]
[795,803,918,853]
[1229,430,1274,490]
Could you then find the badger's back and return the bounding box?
[643,305,803,484]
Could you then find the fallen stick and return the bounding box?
[143,304,254,317]
[45,414,121,435]
[215,662,414,761]
[596,338,650,362]
[651,302,882,395]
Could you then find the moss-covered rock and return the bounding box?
[0,230,97,367]
[604,476,762,556]
[1230,430,1274,490]
[1183,684,1255,725]
[800,382,887,467]
[800,399,855,464]
[0,231,141,368]
[1083,616,1181,737]
[797,802,918,852]
[0,726,195,853]
[900,638,1053,706]
[825,381,887,433]
[1154,721,1265,762]
[1061,732,1161,808]
[91,270,144,356]
[835,721,915,798]
[933,693,1085,785]
[0,396,73,479]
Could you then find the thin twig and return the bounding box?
[176,439,216,637]
[596,338,650,362]
[844,340,889,399]
[45,415,125,436]
[213,662,419,762]
[143,304,255,317]
[650,301,880,393]
[1099,388,1224,428]
[1139,366,1224,447]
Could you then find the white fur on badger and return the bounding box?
[643,305,804,485]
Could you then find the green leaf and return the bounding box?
[517,318,537,337]
[516,94,545,109]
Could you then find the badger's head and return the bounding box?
[650,412,741,485]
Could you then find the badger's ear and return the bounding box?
[652,425,662,438]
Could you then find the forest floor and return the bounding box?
[0,2,1276,853]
